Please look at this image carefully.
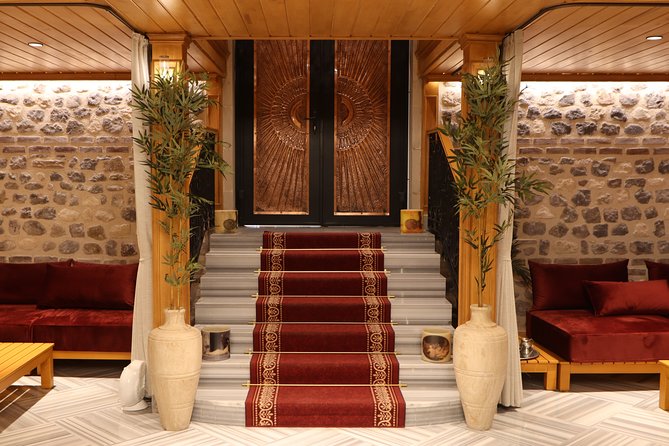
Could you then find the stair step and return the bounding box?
[192,386,462,427]
[198,354,456,388]
[200,271,446,293]
[195,297,451,325]
[249,353,399,384]
[205,250,440,273]
[196,324,449,356]
[252,323,396,352]
[245,385,405,427]
[255,296,392,323]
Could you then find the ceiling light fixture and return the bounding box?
[27,42,44,48]
[646,35,663,41]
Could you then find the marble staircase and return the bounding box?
[192,227,463,426]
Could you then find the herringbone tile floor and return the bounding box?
[1,360,668,445]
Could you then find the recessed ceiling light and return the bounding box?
[646,35,663,41]
[28,42,44,48]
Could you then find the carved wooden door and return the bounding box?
[235,40,408,226]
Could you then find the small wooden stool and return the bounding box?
[660,360,669,410]
[520,342,559,390]
[0,343,54,393]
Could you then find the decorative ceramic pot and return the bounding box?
[148,308,202,431]
[453,304,508,430]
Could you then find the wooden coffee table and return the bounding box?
[520,342,559,390]
[0,343,54,392]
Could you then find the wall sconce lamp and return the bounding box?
[154,58,181,78]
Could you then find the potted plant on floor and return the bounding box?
[440,57,550,430]
[132,69,229,431]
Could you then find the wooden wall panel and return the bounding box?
[0,2,669,76]
[97,1,165,33]
[414,0,464,37]
[392,0,437,37]
[434,0,489,36]
[332,0,361,37]
[523,6,667,74]
[309,0,334,37]
[524,7,629,69]
[260,0,291,36]
[349,0,383,37]
[236,0,270,36]
[372,0,408,37]
[212,0,248,37]
[0,12,115,72]
[184,0,229,36]
[157,1,208,36]
[284,0,310,36]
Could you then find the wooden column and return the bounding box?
[457,34,503,325]
[148,34,191,328]
[420,80,439,213]
[205,75,225,210]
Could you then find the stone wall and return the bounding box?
[0,81,138,264]
[438,81,669,327]
[514,82,669,324]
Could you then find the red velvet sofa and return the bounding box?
[0,260,137,359]
[527,259,669,390]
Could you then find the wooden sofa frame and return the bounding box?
[53,351,130,360]
[531,343,663,392]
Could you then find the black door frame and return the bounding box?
[235,40,409,226]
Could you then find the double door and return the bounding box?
[235,40,408,226]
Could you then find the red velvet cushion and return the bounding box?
[527,309,669,362]
[0,261,71,305]
[38,262,138,310]
[529,260,629,310]
[0,304,44,342]
[31,308,132,352]
[584,280,669,316]
[646,260,669,281]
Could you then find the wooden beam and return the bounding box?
[416,39,459,78]
[0,72,130,80]
[423,74,461,82]
[190,39,229,75]
[522,72,669,82]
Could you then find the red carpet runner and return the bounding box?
[245,231,405,427]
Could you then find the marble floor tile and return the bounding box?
[598,406,669,444]
[3,365,669,445]
[564,428,658,446]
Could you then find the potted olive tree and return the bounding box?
[440,58,549,430]
[132,69,228,431]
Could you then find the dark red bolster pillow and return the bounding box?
[646,260,669,281]
[38,261,138,310]
[0,261,72,305]
[529,260,629,310]
[584,280,669,316]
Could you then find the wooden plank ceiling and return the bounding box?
[0,1,666,78]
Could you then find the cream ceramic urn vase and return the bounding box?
[148,308,202,431]
[453,304,508,430]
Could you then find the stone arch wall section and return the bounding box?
[515,82,669,319]
[0,81,138,264]
[437,80,669,324]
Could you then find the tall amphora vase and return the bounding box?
[148,308,202,431]
[453,304,508,430]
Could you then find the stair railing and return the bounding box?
[427,130,460,327]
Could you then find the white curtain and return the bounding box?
[497,29,524,408]
[130,33,153,380]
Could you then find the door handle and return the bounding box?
[305,116,317,134]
